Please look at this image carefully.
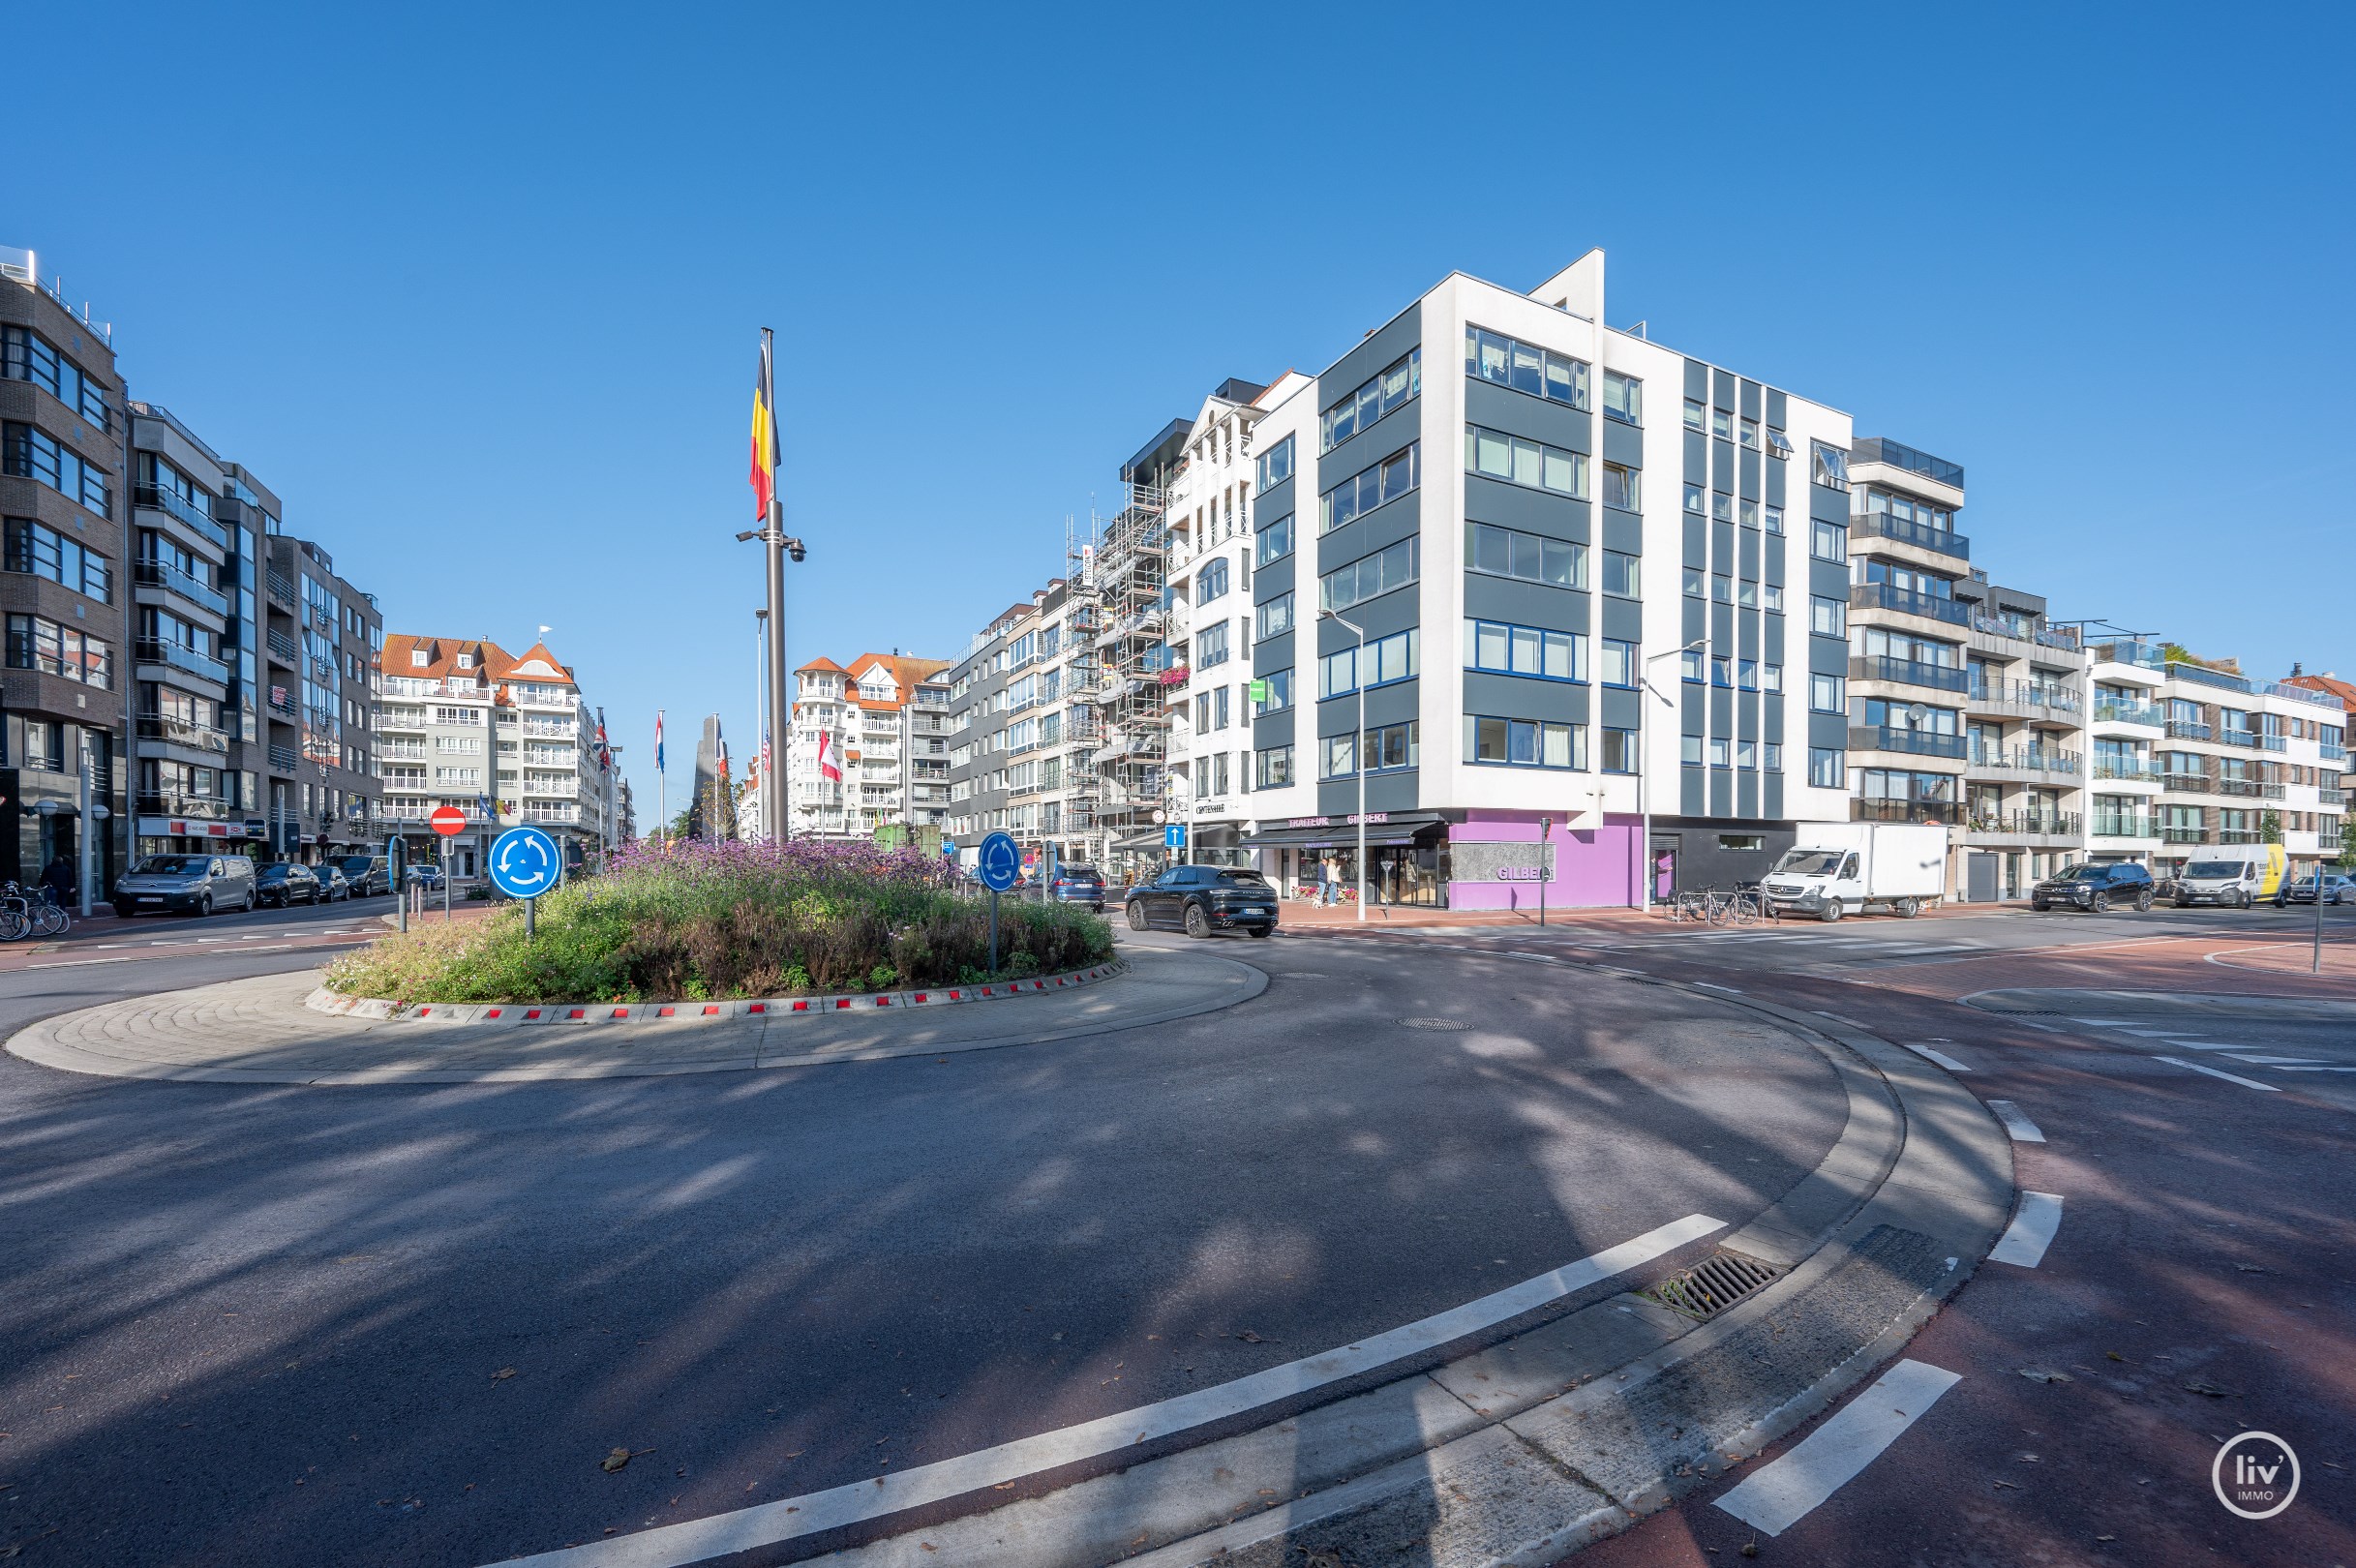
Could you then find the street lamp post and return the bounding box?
[1320,609,1369,923]
[1538,814,1551,928]
[1635,640,1707,914]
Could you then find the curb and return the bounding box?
[304,961,1128,1025]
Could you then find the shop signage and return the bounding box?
[1284,816,1331,829]
[1496,865,1547,882]
[1345,813,1390,826]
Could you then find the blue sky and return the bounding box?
[9,3,2350,818]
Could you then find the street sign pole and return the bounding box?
[442,838,452,922]
[1539,815,1552,929]
[527,896,536,942]
[988,889,999,976]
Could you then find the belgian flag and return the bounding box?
[749,330,779,523]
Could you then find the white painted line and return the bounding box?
[1713,1358,1963,1536]
[2112,1026,2203,1038]
[2272,1066,2356,1073]
[1899,1042,1972,1072]
[1694,981,1744,994]
[484,1214,1728,1568]
[2225,1056,2326,1066]
[1989,1191,2066,1268]
[2154,1055,2280,1093]
[1985,1100,2045,1143]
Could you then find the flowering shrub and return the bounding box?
[324,838,1113,1005]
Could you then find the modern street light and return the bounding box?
[734,526,804,843]
[1319,608,1369,923]
[1635,639,1707,913]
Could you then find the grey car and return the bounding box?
[113,854,257,917]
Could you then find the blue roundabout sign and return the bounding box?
[488,825,563,900]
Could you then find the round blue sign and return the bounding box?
[976,830,1022,893]
[488,825,563,900]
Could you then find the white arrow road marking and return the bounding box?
[1713,1358,1963,1535]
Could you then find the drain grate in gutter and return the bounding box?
[1642,1250,1783,1321]
[1398,1017,1472,1031]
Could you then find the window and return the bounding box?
[1712,655,1733,687]
[1320,347,1421,452]
[1683,482,1706,515]
[1465,522,1586,588]
[2,422,111,518]
[1683,398,1706,431]
[1602,462,1640,511]
[1465,619,1586,681]
[1708,738,1731,767]
[1811,519,1847,563]
[1811,439,1850,491]
[1711,492,1734,523]
[1737,579,1757,609]
[1767,430,1794,459]
[1255,745,1293,788]
[1464,426,1586,498]
[1740,417,1760,449]
[1214,685,1230,729]
[1765,742,1783,771]
[1603,371,1643,426]
[1764,503,1785,535]
[1601,551,1641,598]
[1761,583,1785,613]
[1254,668,1293,714]
[5,613,111,688]
[1254,512,1294,565]
[4,518,111,601]
[1254,435,1293,494]
[1197,621,1231,668]
[1810,674,1846,713]
[1600,727,1639,772]
[1600,639,1637,688]
[1196,557,1229,604]
[1320,627,1419,697]
[1468,715,1586,769]
[1811,595,1846,637]
[1682,566,1704,598]
[1763,662,1784,693]
[1320,442,1420,533]
[1712,574,1734,605]
[1319,535,1420,614]
[1254,591,1294,643]
[1711,407,1732,440]
[1809,746,1846,788]
[1465,326,1588,409]
[1740,499,1760,528]
[1193,690,1213,733]
[1681,735,1703,765]
[1680,648,1705,681]
[1,326,111,429]
[1323,721,1419,777]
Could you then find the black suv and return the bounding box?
[255,861,324,908]
[2031,860,2155,913]
[1124,865,1278,939]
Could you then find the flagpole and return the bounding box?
[760,328,791,844]
[753,610,769,841]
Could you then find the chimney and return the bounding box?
[2290,661,2304,677]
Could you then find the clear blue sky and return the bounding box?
[10,3,2350,819]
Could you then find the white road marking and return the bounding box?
[1694,981,1743,993]
[1713,1358,1963,1536]
[484,1215,1729,1568]
[2272,1065,2356,1073]
[2225,1056,2327,1066]
[1899,1042,1972,1072]
[1989,1191,2066,1268]
[2154,1056,2280,1093]
[1985,1100,2045,1143]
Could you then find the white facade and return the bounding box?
[786,654,951,840]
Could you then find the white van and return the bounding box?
[1763,823,1948,921]
[2174,845,2285,909]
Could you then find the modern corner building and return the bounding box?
[787,653,951,840]
[1231,250,1857,906]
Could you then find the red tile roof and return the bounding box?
[377,634,516,682]
[2285,672,2356,710]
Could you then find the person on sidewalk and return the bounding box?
[39,853,76,906]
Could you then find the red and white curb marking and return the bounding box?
[304,962,1127,1026]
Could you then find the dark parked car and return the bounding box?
[2031,860,2155,913]
[317,866,352,902]
[1124,865,1278,939]
[2275,872,2355,907]
[112,854,257,917]
[255,861,323,908]
[1049,865,1106,911]
[334,855,392,897]
[405,864,445,892]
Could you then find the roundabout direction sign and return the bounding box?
[489,825,563,936]
[976,830,1021,975]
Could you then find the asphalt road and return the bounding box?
[0,915,1849,1567]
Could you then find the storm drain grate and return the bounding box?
[1399,1017,1472,1031]
[1642,1250,1783,1321]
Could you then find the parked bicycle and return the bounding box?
[0,882,68,942]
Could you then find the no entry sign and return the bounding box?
[429,804,468,837]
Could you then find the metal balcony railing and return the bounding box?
[136,713,230,754]
[1850,655,1970,693]
[135,637,230,684]
[265,627,297,664]
[1968,810,2084,837]
[2160,825,2206,843]
[134,559,229,617]
[1852,798,1956,825]
[1852,512,1970,558]
[132,483,230,549]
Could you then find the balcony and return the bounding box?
[1852,798,1955,825]
[2092,698,2164,727]
[136,713,230,755]
[267,743,298,771]
[1850,582,1971,625]
[1851,725,1967,760]
[1852,512,1969,558]
[1969,746,2082,777]
[132,484,230,550]
[2166,719,2213,741]
[265,627,297,666]
[135,637,230,685]
[2220,829,2263,844]
[1852,437,1963,489]
[2159,773,2209,795]
[136,790,229,820]
[265,571,296,611]
[1968,678,2082,718]
[2324,743,2347,763]
[2088,814,2158,839]
[2322,789,2346,806]
[1850,654,1969,693]
[2160,825,2207,844]
[134,560,230,618]
[1966,810,2084,842]
[266,688,298,720]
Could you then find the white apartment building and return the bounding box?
[943,588,1102,866]
[786,653,951,840]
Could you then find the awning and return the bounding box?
[1109,829,1166,853]
[1240,813,1450,851]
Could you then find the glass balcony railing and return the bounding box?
[134,559,230,617]
[136,713,230,754]
[2166,719,2213,741]
[1853,511,1970,558]
[132,483,230,549]
[2093,758,2155,781]
[2089,815,2158,839]
[1850,654,1970,693]
[2160,825,2206,843]
[2092,699,2165,727]
[1966,810,2082,837]
[1850,583,1971,624]
[135,637,230,684]
[1852,437,1964,488]
[2160,773,2210,794]
[1852,799,1956,825]
[1851,725,1967,759]
[1969,746,2083,775]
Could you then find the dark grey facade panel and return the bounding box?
[1314,490,1420,572]
[1765,692,1784,743]
[1737,771,1758,818]
[1253,712,1294,751]
[1708,769,1731,818]
[1319,769,1418,818]
[1317,678,1418,738]
[1739,448,1761,499]
[1808,558,1849,602]
[1739,379,1763,421]
[1711,438,1735,493]
[1737,611,1759,659]
[1314,588,1417,660]
[1321,398,1425,484]
[1766,388,1787,429]
[1808,710,1848,750]
[1684,359,1710,400]
[1709,684,1733,739]
[1682,596,1705,646]
[1766,453,1786,507]
[1764,538,1786,588]
[1254,554,1294,603]
[1324,303,1421,413]
[1710,601,1733,648]
[1599,594,1644,644]
[1599,685,1643,730]
[1681,769,1705,815]
[1600,507,1644,555]
[1601,420,1645,470]
[1712,519,1735,567]
[1681,681,1705,734]
[1711,368,1737,409]
[1808,634,1848,678]
[1252,627,1293,676]
[1683,429,1708,484]
[1737,693,1758,740]
[1463,572,1589,631]
[1465,474,1590,541]
[1682,515,1707,567]
[1462,670,1586,725]
[1465,379,1589,452]
[1765,771,1784,819]
[1809,483,1849,526]
[1739,530,1761,580]
[1256,475,1295,523]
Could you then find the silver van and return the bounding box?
[113,854,258,917]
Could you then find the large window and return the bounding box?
[1319,627,1419,698]
[1812,440,1850,491]
[1254,590,1294,643]
[1196,557,1229,604]
[1600,639,1637,688]
[1465,522,1586,588]
[5,517,112,601]
[1811,519,1847,563]
[1599,727,1639,772]
[1602,371,1643,426]
[1322,721,1419,778]
[1601,550,1641,598]
[2,422,110,518]
[1464,426,1587,498]
[1468,715,1586,769]
[5,613,111,688]
[1601,462,1641,511]
[1319,535,1420,614]
[1320,347,1421,452]
[1,326,110,429]
[1465,327,1588,409]
[1254,434,1293,494]
[1320,442,1421,533]
[1465,619,1586,681]
[1254,744,1294,788]
[1810,594,1846,637]
[1254,668,1293,714]
[1809,746,1846,788]
[1254,512,1294,565]
[1197,620,1231,668]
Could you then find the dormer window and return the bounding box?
[457,653,474,670]
[410,649,428,668]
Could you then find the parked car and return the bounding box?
[2275,872,2355,907]
[334,855,392,897]
[112,854,257,917]
[1124,865,1279,938]
[2174,848,2284,908]
[2031,861,2155,913]
[317,866,353,902]
[405,864,446,892]
[1049,865,1106,911]
[255,861,323,908]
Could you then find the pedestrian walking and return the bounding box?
[39,853,75,905]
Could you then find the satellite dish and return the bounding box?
[1905,703,1930,727]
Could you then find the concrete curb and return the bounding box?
[734,965,2013,1568]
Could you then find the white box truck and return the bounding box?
[1762,822,1948,921]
